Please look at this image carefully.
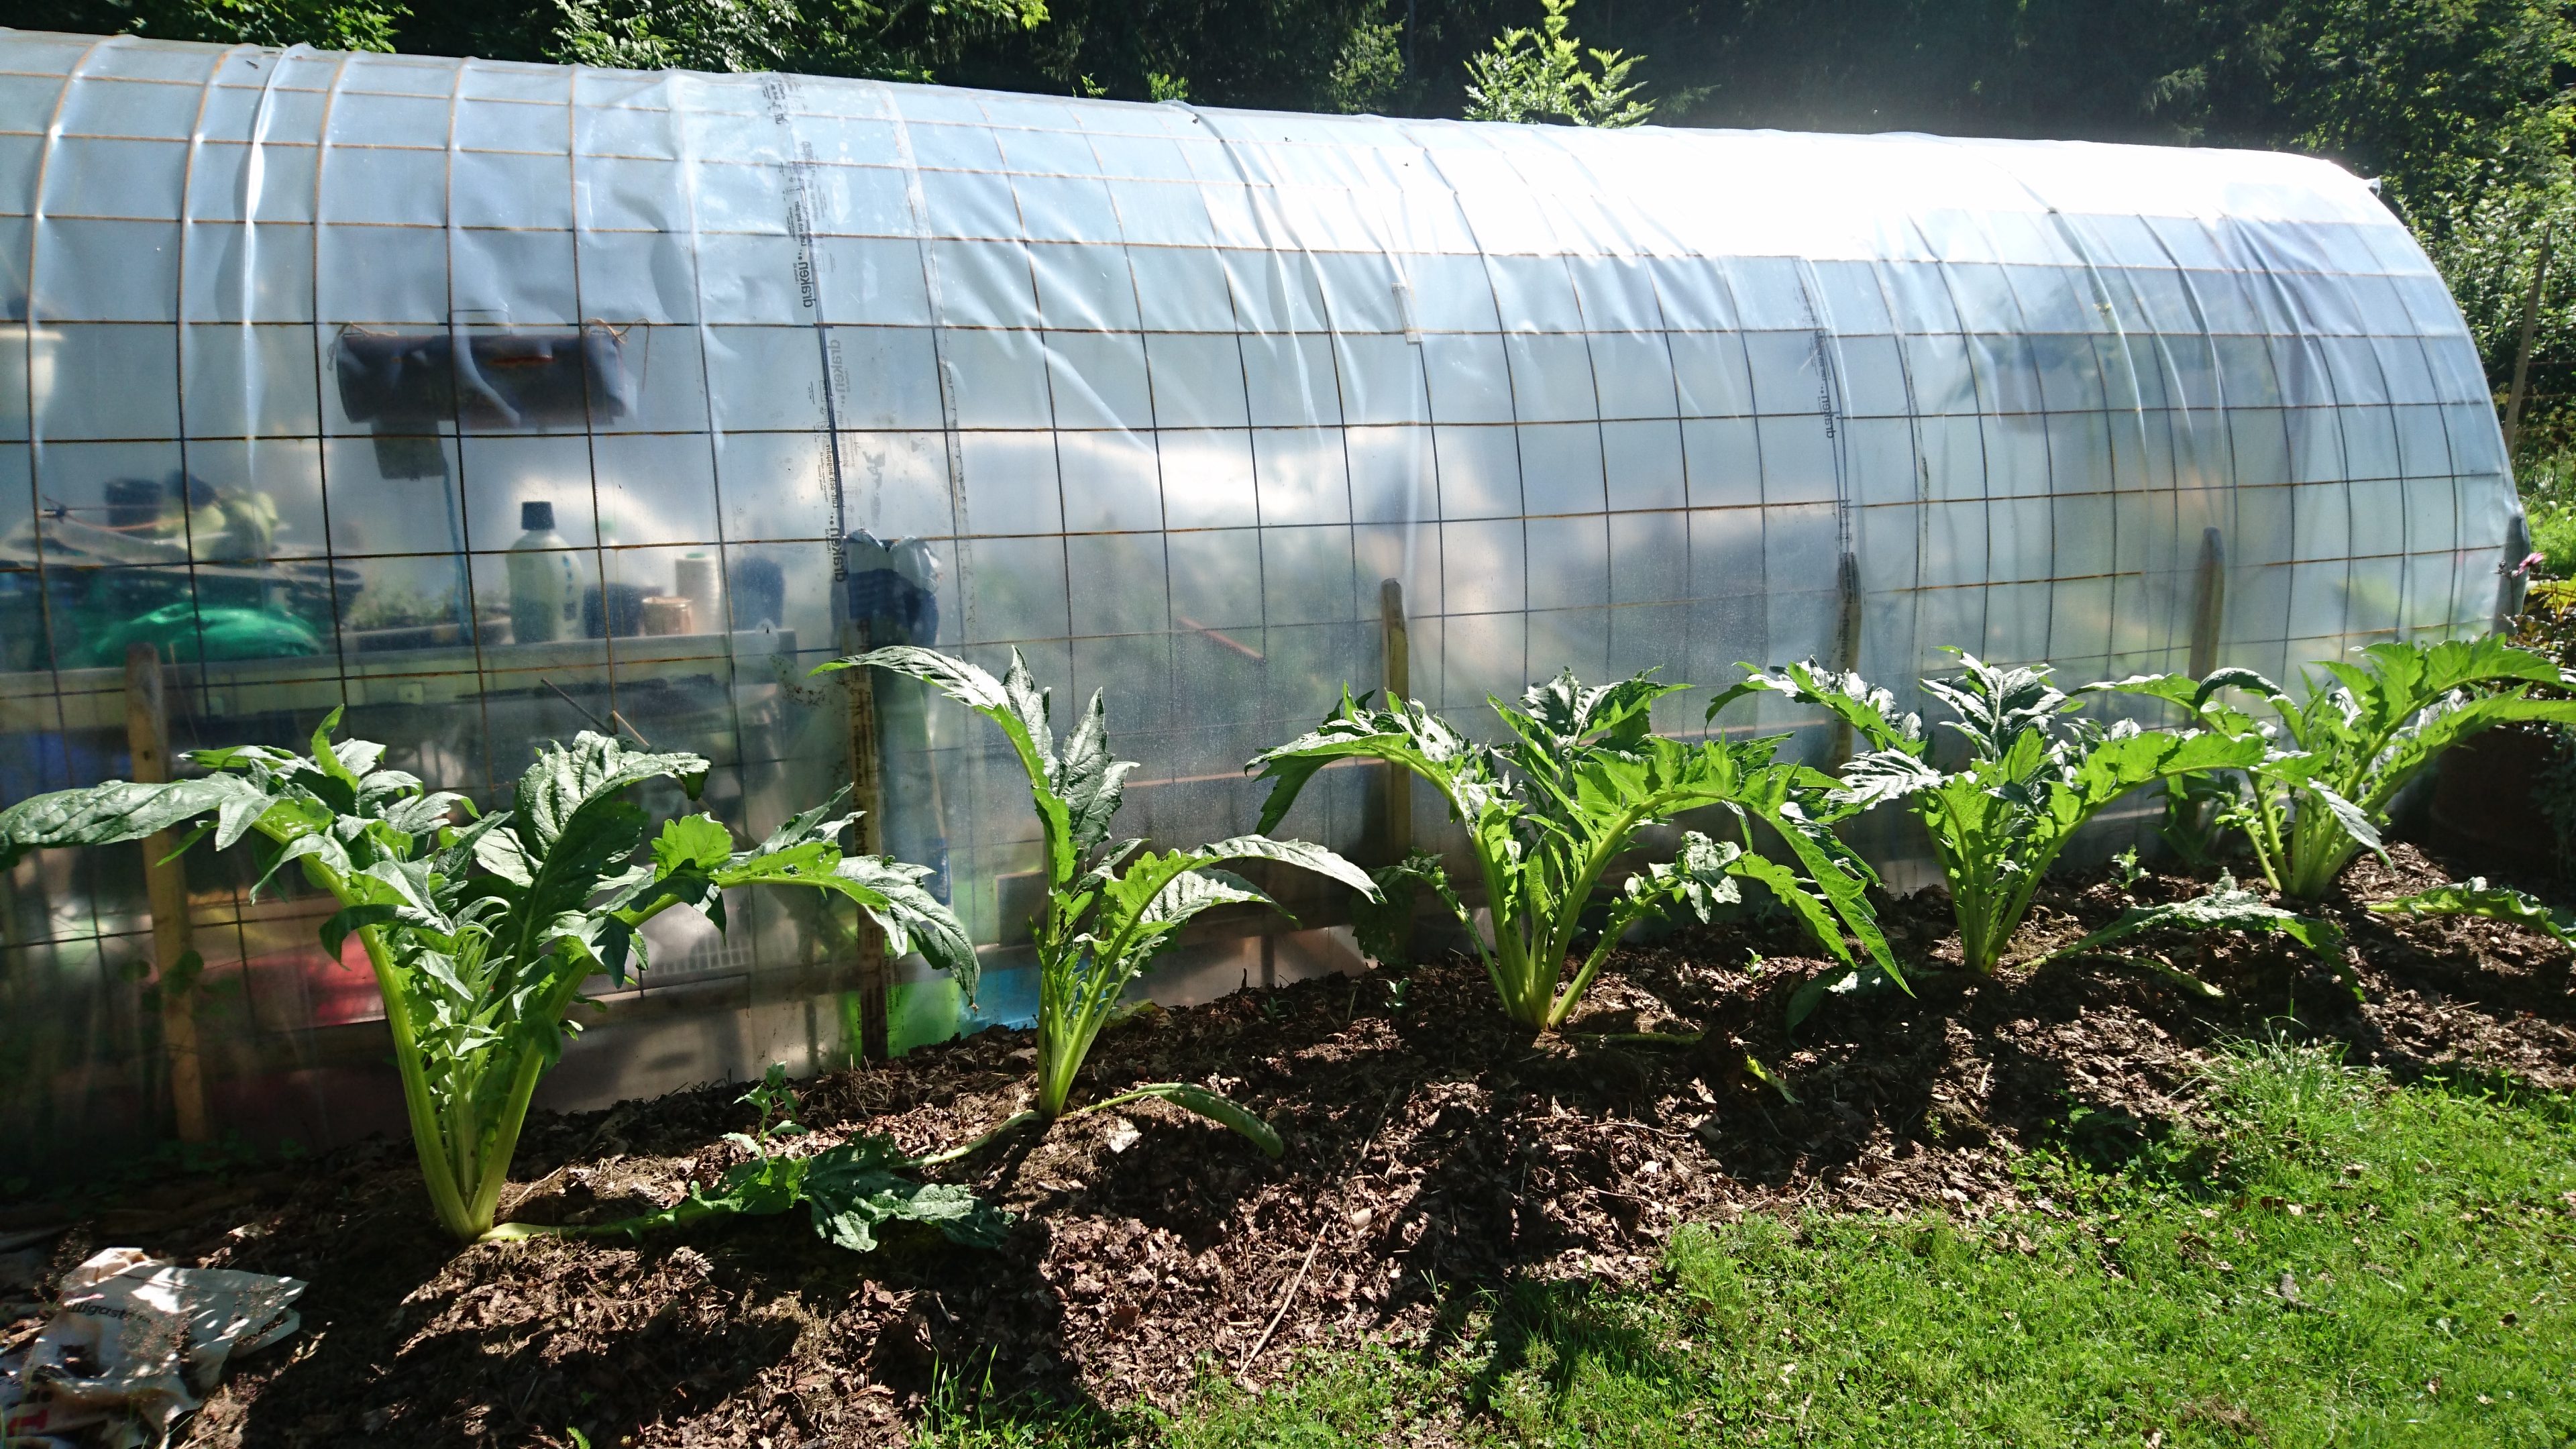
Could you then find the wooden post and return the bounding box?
[2506,229,2554,458]
[1379,579,1411,863]
[840,620,891,1063]
[125,643,206,1144]
[2189,527,2226,680]
[1826,551,1863,764]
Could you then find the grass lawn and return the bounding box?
[921,1037,2576,1446]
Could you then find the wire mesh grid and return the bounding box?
[0,30,2518,1167]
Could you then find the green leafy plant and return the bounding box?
[1352,847,1443,971]
[2099,636,2576,901]
[1250,669,1898,1034]
[2370,876,2576,944]
[823,647,1375,1154]
[492,1063,1008,1254]
[2155,767,2243,871]
[1461,0,1653,127]
[1326,4,1408,114]
[2110,846,2148,892]
[2034,873,2352,999]
[723,1062,811,1157]
[0,714,971,1241]
[494,1134,1007,1253]
[549,0,1047,82]
[1720,654,2265,976]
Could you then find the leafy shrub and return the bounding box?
[1251,669,1896,1032]
[1721,653,2263,975]
[0,715,970,1240]
[1460,0,1652,126]
[2101,636,2576,900]
[2521,455,2576,577]
[828,647,1372,1151]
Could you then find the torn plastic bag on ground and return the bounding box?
[1,1248,305,1448]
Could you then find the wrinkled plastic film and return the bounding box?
[0,31,2515,1177]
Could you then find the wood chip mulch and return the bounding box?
[13,842,2576,1447]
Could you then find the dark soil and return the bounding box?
[15,843,2576,1447]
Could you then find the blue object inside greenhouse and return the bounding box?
[847,531,952,903]
[0,27,2526,1172]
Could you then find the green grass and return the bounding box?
[916,1038,2576,1446]
[2522,451,2576,575]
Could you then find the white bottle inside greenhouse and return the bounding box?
[506,500,578,644]
[0,28,2525,1173]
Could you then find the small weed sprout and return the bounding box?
[723,1063,810,1161]
[2112,847,2147,892]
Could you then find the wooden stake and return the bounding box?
[840,619,890,1063]
[2189,527,2226,680]
[1379,578,1411,864]
[125,643,206,1144]
[1826,551,1863,765]
[2506,229,2555,458]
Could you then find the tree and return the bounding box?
[0,0,407,50]
[1326,2,1405,113]
[1460,0,1648,126]
[547,0,1046,80]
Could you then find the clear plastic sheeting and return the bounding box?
[0,29,2517,1178]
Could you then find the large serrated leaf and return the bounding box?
[1194,833,1381,899]
[1832,748,1946,809]
[835,647,1085,886]
[653,814,737,875]
[1141,866,1278,928]
[2035,874,2347,996]
[802,1137,1014,1252]
[0,775,274,869]
[816,645,1011,710]
[1051,688,1137,857]
[509,732,710,851]
[1713,660,1925,753]
[2067,729,2267,811]
[828,854,981,1003]
[2371,877,2576,945]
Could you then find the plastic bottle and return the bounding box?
[505,501,578,645]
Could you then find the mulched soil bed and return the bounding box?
[16,842,2576,1447]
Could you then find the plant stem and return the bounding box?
[484,1186,732,1244]
[1059,1086,1167,1120]
[359,922,479,1240]
[1546,927,1626,1032]
[2245,800,2286,892]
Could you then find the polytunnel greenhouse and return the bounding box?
[0,26,2523,1173]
